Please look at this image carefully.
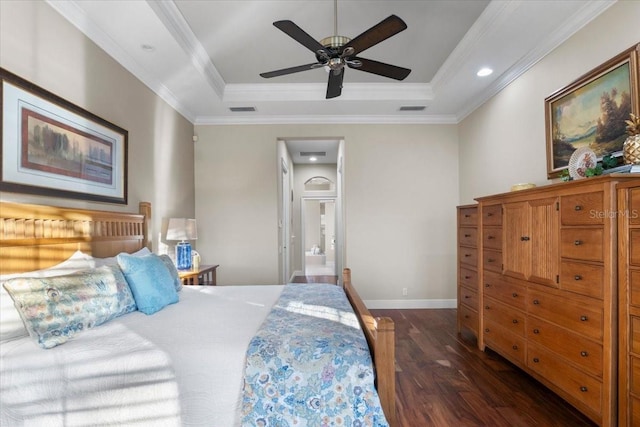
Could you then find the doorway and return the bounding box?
[301,198,336,276]
[277,137,344,283]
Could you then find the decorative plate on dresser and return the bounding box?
[568,147,597,179]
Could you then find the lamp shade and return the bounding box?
[166,218,198,241]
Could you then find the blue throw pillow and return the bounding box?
[159,254,182,292]
[117,253,179,315]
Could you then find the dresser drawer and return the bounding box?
[459,227,478,247]
[528,316,602,376]
[632,395,640,427]
[632,316,640,355]
[459,207,478,226]
[459,286,478,310]
[459,267,478,289]
[560,228,603,262]
[483,271,526,310]
[483,319,525,365]
[459,246,478,267]
[527,289,603,341]
[632,270,640,307]
[458,304,478,335]
[482,204,502,226]
[483,249,502,272]
[560,260,603,299]
[482,227,502,250]
[483,296,525,336]
[528,343,602,415]
[561,192,603,225]
[633,356,640,396]
[631,230,640,266]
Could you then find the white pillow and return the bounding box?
[0,250,95,342]
[94,247,151,267]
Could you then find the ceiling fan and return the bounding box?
[259,0,411,99]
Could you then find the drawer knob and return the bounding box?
[574,205,582,211]
[512,319,518,324]
[580,315,588,322]
[485,305,490,310]
[574,275,582,281]
[580,351,588,357]
[464,315,469,319]
[574,240,583,246]
[487,258,495,262]
[487,235,495,240]
[465,214,470,218]
[465,254,471,257]
[533,299,540,305]
[512,345,518,350]
[465,275,471,279]
[580,386,588,393]
[520,236,530,241]
[512,292,518,298]
[464,295,470,299]
[485,328,490,333]
[533,329,540,334]
[487,213,493,217]
[485,283,491,288]
[533,357,540,363]
[464,234,471,238]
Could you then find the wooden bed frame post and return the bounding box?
[139,202,151,250]
[342,268,397,427]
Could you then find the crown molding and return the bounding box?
[46,0,196,122]
[146,0,226,98]
[194,113,457,126]
[454,0,617,121]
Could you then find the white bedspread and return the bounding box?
[0,285,284,427]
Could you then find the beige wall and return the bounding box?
[459,1,640,203]
[0,1,196,251]
[194,124,459,303]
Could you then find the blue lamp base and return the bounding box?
[175,242,192,270]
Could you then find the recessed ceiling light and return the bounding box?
[309,157,318,162]
[477,67,493,77]
[141,44,155,53]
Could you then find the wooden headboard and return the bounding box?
[0,201,151,275]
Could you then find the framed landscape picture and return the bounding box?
[1,68,128,204]
[545,43,639,179]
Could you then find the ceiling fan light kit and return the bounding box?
[260,1,411,99]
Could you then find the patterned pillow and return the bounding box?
[159,254,182,292]
[0,250,97,343]
[2,265,136,349]
[117,253,179,315]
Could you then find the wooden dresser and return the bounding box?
[471,175,640,427]
[457,204,479,337]
[618,180,640,426]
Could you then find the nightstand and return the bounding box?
[178,264,219,286]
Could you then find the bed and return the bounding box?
[0,201,396,426]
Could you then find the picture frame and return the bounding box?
[1,67,128,204]
[545,43,640,179]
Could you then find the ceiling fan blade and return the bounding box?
[344,15,407,56]
[273,20,332,57]
[326,69,344,99]
[260,63,323,78]
[348,57,411,80]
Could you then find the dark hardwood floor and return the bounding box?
[371,308,597,427]
[293,275,596,427]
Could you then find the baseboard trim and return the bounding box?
[363,299,457,309]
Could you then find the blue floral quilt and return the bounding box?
[241,283,389,427]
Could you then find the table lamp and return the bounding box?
[166,218,198,270]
